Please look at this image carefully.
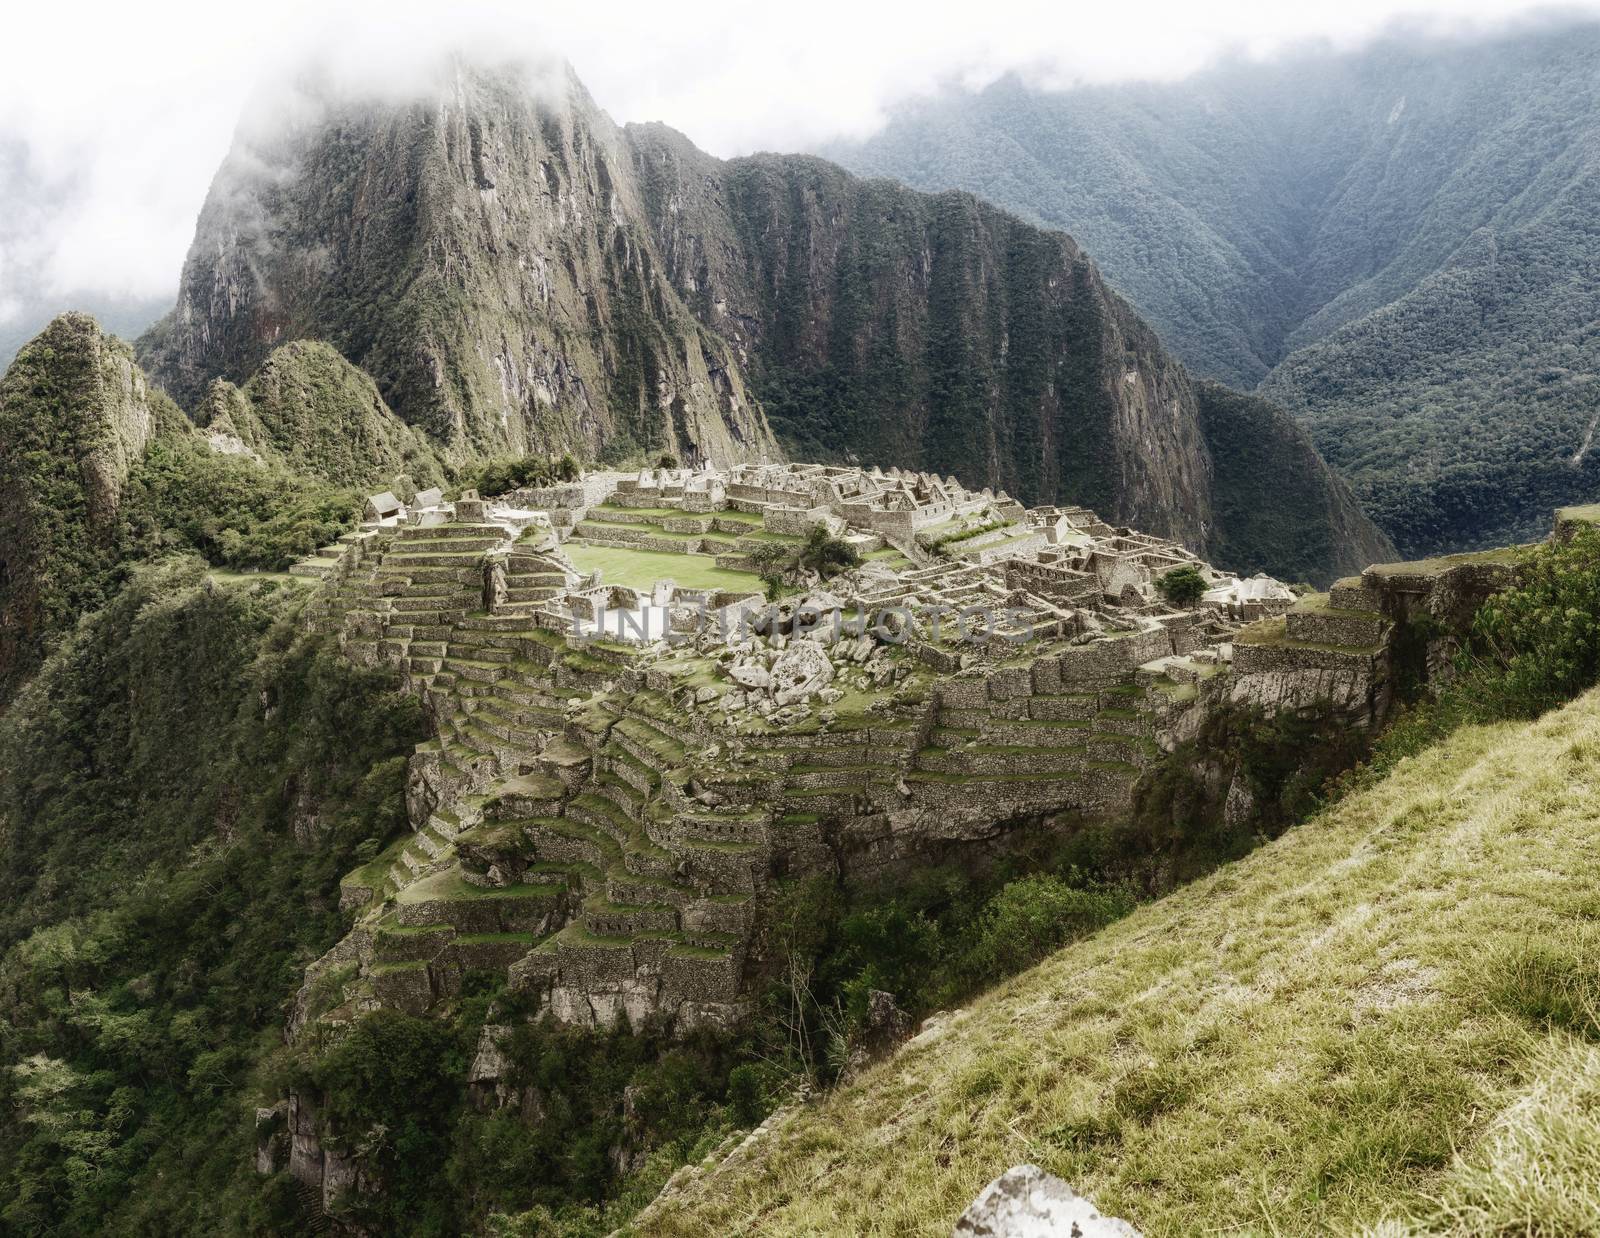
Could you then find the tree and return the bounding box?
[748,524,862,600]
[797,524,862,579]
[1156,564,1208,608]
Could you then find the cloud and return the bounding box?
[1,0,1595,318]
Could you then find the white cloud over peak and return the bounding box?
[0,0,1592,324]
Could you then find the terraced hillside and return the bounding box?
[292,506,1177,1035]
[272,461,1564,1221]
[288,466,1314,1052]
[295,463,1524,1039]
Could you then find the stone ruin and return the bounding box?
[287,458,1497,1059]
[269,458,1558,1210]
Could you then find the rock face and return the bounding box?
[628,126,1392,581]
[954,1165,1142,1237]
[196,340,444,488]
[630,127,1212,548]
[142,58,1386,584]
[0,313,174,691]
[140,61,776,467]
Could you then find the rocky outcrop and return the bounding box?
[0,313,178,691]
[140,61,776,468]
[954,1165,1142,1237]
[196,341,444,488]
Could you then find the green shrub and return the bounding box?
[122,436,360,570]
[1156,564,1208,608]
[750,524,862,598]
[1463,527,1600,718]
[726,1062,791,1126]
[961,874,1133,977]
[465,452,580,498]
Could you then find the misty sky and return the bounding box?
[0,0,1592,328]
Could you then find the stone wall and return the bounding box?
[763,504,838,536]
[1229,637,1387,721]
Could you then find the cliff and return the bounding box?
[139,62,776,467]
[630,129,1395,577]
[1194,382,1395,583]
[140,60,1388,584]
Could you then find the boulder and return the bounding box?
[954,1165,1142,1237]
[846,989,913,1075]
[1223,773,1256,829]
[730,662,772,690]
[770,641,834,705]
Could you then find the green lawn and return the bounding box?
[564,541,762,594]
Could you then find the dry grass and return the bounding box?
[639,689,1600,1236]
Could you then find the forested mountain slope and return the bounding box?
[827,21,1600,555]
[0,316,385,695]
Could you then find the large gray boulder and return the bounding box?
[953,1165,1141,1237]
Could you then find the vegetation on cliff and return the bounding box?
[634,133,1391,582]
[0,560,427,1234]
[199,340,445,489]
[1196,382,1395,584]
[827,21,1600,556]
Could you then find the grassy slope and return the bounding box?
[644,690,1600,1235]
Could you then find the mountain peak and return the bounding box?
[140,58,774,467]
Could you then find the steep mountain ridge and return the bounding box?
[628,127,1214,548]
[197,340,445,488]
[826,21,1600,555]
[139,62,775,467]
[0,314,181,692]
[629,129,1392,579]
[139,63,1391,582]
